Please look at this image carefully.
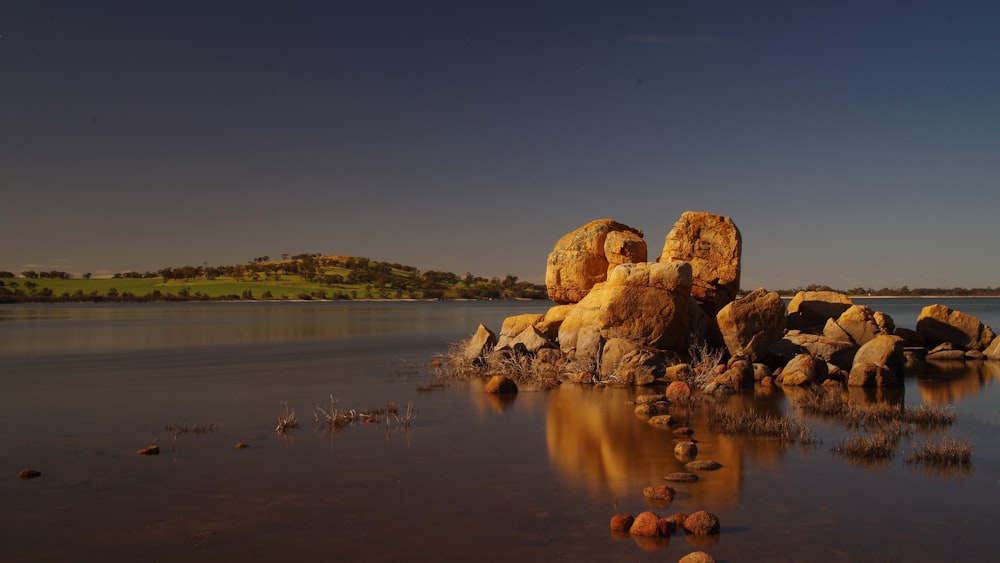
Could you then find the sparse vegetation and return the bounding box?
[313,395,417,432]
[686,339,725,391]
[707,405,819,445]
[275,401,299,434]
[832,427,904,461]
[907,437,974,466]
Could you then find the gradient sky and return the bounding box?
[3,1,998,289]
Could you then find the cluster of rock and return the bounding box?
[468,212,1000,392]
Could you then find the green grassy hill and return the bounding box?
[0,255,548,303]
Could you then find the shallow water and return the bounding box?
[2,299,999,562]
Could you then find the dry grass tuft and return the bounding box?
[275,401,299,434]
[907,437,973,466]
[708,406,817,444]
[313,395,417,431]
[832,427,902,460]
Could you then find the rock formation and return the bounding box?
[545,219,645,304]
[659,211,742,316]
[462,211,998,393]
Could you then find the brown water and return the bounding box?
[2,300,999,562]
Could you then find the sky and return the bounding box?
[2,1,998,290]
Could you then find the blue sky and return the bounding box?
[2,1,998,289]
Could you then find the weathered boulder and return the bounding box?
[536,304,574,341]
[495,314,545,350]
[916,304,996,351]
[787,291,854,332]
[545,218,645,304]
[824,305,886,347]
[604,229,647,275]
[465,324,497,360]
[848,362,901,387]
[715,287,786,361]
[664,364,693,383]
[986,335,1000,360]
[508,326,556,354]
[780,354,828,386]
[558,261,692,358]
[852,334,906,378]
[770,332,857,371]
[659,211,742,316]
[715,358,754,389]
[600,339,663,384]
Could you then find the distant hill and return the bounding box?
[0,255,548,303]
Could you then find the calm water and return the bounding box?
[2,298,999,562]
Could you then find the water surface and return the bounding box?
[2,299,999,562]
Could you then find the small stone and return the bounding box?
[18,469,41,480]
[674,441,698,457]
[634,403,659,416]
[664,513,688,527]
[629,511,670,537]
[684,510,721,535]
[679,550,717,563]
[642,485,675,502]
[664,472,700,483]
[234,442,249,449]
[610,513,634,533]
[685,460,722,471]
[647,414,673,426]
[136,445,160,456]
[672,426,694,436]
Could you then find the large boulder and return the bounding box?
[604,230,647,274]
[558,261,692,358]
[986,335,1000,360]
[715,288,786,361]
[823,305,886,347]
[465,324,497,360]
[852,334,906,378]
[659,211,742,316]
[545,219,645,304]
[495,313,545,349]
[769,332,857,370]
[916,304,996,351]
[786,291,854,332]
[780,353,828,386]
[599,338,661,384]
[536,304,574,341]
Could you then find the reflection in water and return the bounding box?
[544,385,788,508]
[917,360,999,405]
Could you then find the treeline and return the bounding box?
[0,255,548,303]
[773,284,1000,297]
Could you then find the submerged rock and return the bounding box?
[629,511,672,536]
[610,513,635,533]
[683,510,721,535]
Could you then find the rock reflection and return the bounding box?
[917,361,995,405]
[545,385,789,507]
